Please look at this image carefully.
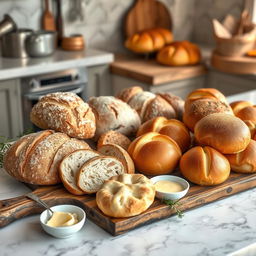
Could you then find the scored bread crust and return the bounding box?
[59,149,101,195]
[116,86,143,103]
[97,130,131,150]
[98,144,135,174]
[30,92,96,139]
[96,174,155,218]
[77,156,125,194]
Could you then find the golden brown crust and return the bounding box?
[30,92,96,139]
[116,86,144,103]
[96,174,155,218]
[180,146,230,185]
[194,113,251,154]
[97,130,131,150]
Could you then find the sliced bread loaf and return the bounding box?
[77,156,125,194]
[59,149,100,195]
[98,144,135,174]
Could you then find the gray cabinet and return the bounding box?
[0,79,23,139]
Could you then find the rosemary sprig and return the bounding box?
[0,137,11,168]
[163,199,184,218]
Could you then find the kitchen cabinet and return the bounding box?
[0,79,23,139]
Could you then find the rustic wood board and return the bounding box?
[0,172,256,236]
[211,51,256,74]
[124,0,172,38]
[110,55,207,85]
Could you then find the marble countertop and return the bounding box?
[0,48,114,81]
[1,90,256,256]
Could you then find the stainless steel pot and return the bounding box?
[1,29,33,58]
[0,14,17,37]
[26,31,57,57]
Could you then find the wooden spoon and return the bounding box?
[42,0,56,31]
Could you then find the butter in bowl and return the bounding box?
[40,204,86,238]
[151,175,190,201]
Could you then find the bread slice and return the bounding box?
[59,149,100,195]
[97,130,131,150]
[77,156,125,194]
[98,144,135,174]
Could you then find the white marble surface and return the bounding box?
[1,90,256,256]
[0,48,113,81]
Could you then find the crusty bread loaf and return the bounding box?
[3,130,90,185]
[183,98,234,131]
[128,132,182,175]
[77,156,125,194]
[137,117,191,152]
[156,41,201,66]
[180,146,230,186]
[88,96,141,140]
[225,140,256,173]
[30,92,96,139]
[97,130,131,150]
[96,174,155,217]
[116,86,143,103]
[194,113,251,154]
[59,149,100,195]
[98,144,135,174]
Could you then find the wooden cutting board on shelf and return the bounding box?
[124,0,172,38]
[0,172,256,236]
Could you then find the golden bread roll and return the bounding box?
[137,117,191,152]
[128,132,182,175]
[183,98,234,131]
[116,86,144,103]
[194,113,251,154]
[125,28,173,53]
[230,101,256,123]
[30,92,96,139]
[156,41,201,66]
[225,140,256,173]
[179,146,230,186]
[230,101,253,115]
[96,174,155,217]
[244,120,256,138]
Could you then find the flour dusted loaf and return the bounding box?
[96,174,155,217]
[77,156,125,194]
[3,130,90,185]
[30,92,96,139]
[88,96,141,140]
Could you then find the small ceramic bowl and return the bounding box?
[150,175,190,201]
[40,204,86,238]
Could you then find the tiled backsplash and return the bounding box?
[0,0,244,52]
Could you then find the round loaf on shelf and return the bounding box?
[30,92,96,139]
[156,41,201,66]
[194,113,251,154]
[128,132,182,175]
[179,146,230,186]
[96,173,155,217]
[225,140,256,173]
[136,116,191,152]
[183,98,234,131]
[88,96,141,140]
[3,130,90,185]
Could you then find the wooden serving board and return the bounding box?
[124,0,172,38]
[211,51,256,74]
[0,172,256,236]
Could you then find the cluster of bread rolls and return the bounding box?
[125,27,173,53]
[156,41,201,66]
[116,86,184,122]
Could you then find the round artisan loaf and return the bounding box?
[137,117,191,152]
[116,86,144,103]
[179,146,230,186]
[96,174,155,217]
[128,132,182,175]
[225,140,256,173]
[30,92,96,139]
[230,101,256,123]
[88,96,141,140]
[194,113,251,154]
[3,130,90,185]
[183,98,234,131]
[98,143,135,174]
[97,130,131,150]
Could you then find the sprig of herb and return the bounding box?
[163,199,184,218]
[0,137,11,168]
